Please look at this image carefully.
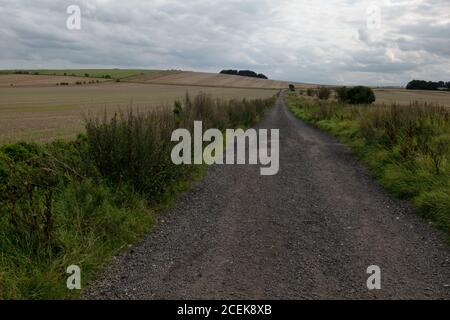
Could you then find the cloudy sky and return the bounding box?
[0,0,449,86]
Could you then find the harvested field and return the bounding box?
[375,88,450,107]
[126,71,314,89]
[0,69,178,80]
[0,74,108,87]
[0,81,277,142]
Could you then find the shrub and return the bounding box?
[336,86,348,102]
[420,134,450,175]
[317,87,331,100]
[85,93,273,199]
[306,88,314,97]
[289,84,295,92]
[337,86,375,104]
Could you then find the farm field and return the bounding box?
[0,69,177,80]
[0,74,108,87]
[374,88,450,107]
[126,70,313,89]
[0,78,277,142]
[2,71,450,143]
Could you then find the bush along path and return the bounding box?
[0,93,274,299]
[86,94,449,300]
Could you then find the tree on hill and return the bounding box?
[220,69,268,79]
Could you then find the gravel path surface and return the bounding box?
[85,95,450,300]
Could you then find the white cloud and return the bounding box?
[0,0,449,86]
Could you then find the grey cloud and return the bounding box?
[0,0,449,86]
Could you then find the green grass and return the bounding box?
[0,93,274,299]
[286,93,450,239]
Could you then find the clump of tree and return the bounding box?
[336,86,375,104]
[220,69,268,79]
[289,84,295,92]
[406,80,450,91]
[317,87,331,100]
[306,88,314,97]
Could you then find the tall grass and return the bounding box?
[0,92,274,299]
[286,94,450,237]
[84,93,272,200]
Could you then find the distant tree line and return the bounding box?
[220,69,268,79]
[406,80,450,91]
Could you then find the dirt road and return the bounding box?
[86,95,450,299]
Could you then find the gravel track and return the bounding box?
[86,95,450,300]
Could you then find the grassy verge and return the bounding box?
[285,93,450,238]
[0,93,275,299]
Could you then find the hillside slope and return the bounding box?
[126,70,314,90]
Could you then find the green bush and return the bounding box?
[337,86,375,104]
[317,87,331,100]
[336,87,348,102]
